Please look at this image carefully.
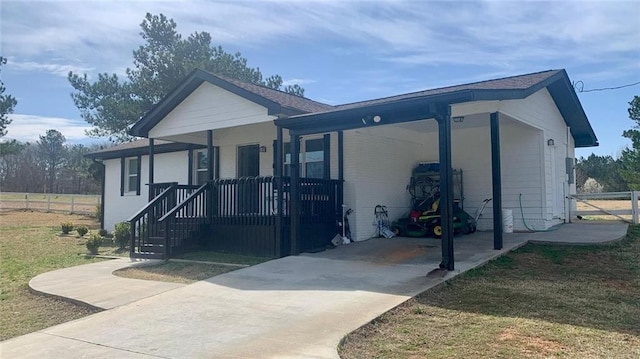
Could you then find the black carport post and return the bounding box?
[438,106,455,270]
[290,133,301,255]
[148,138,155,201]
[275,125,284,257]
[207,130,214,181]
[490,112,503,250]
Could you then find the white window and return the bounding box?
[126,157,139,193]
[194,150,209,185]
[283,137,325,179]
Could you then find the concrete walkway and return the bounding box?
[29,258,185,310]
[0,222,628,359]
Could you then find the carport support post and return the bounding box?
[290,133,301,255]
[148,138,155,200]
[438,106,455,271]
[207,130,214,181]
[490,112,503,250]
[207,130,214,219]
[275,125,284,256]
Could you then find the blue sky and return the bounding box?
[1,0,638,159]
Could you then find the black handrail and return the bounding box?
[158,182,211,256]
[129,183,178,257]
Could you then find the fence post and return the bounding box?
[632,191,639,225]
[71,196,75,214]
[47,194,51,212]
[25,194,29,210]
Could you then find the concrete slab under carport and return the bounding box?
[1,222,628,359]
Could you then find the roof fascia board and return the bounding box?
[86,143,206,160]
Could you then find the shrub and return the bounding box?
[94,204,102,219]
[85,234,102,255]
[61,222,74,234]
[113,222,131,250]
[76,225,89,237]
[98,229,108,237]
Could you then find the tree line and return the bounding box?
[576,96,640,193]
[0,130,102,194]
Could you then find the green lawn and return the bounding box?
[339,225,640,358]
[0,211,103,340]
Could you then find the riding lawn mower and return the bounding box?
[390,163,477,238]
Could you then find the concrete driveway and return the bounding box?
[0,222,627,358]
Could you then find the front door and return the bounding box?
[238,145,260,213]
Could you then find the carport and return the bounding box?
[276,97,505,271]
[275,70,597,270]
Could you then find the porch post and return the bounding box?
[490,112,503,250]
[148,138,155,201]
[187,147,194,186]
[438,106,455,270]
[207,130,214,181]
[290,133,301,255]
[275,125,284,257]
[338,130,344,207]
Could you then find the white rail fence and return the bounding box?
[570,191,639,224]
[0,192,101,215]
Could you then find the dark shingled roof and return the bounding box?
[217,74,333,113]
[333,70,561,112]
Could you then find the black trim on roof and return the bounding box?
[276,69,598,148]
[86,141,206,160]
[129,69,332,137]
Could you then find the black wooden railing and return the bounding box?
[130,182,200,258]
[131,176,343,259]
[157,182,211,257]
[149,182,176,200]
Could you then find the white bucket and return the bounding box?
[502,209,514,233]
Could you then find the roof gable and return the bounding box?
[130,69,333,137]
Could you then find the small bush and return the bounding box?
[61,222,74,234]
[98,229,108,237]
[113,222,131,250]
[94,204,102,219]
[86,234,103,255]
[76,225,89,237]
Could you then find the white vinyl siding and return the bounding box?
[148,82,275,138]
[104,151,189,231]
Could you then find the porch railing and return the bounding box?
[157,182,211,257]
[130,182,200,258]
[131,176,343,259]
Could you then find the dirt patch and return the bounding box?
[374,245,428,265]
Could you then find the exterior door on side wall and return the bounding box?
[238,144,260,213]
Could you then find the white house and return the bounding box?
[88,69,597,269]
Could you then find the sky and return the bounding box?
[1,0,639,159]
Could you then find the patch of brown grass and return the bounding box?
[114,261,237,284]
[339,226,640,359]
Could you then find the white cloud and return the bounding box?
[9,60,94,78]
[282,78,316,87]
[2,0,637,82]
[3,114,96,144]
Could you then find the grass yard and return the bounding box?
[0,210,103,341]
[114,261,239,284]
[339,226,640,358]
